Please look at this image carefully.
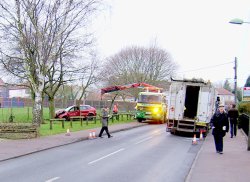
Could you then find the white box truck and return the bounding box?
[167,79,216,135]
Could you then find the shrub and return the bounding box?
[238,102,250,114]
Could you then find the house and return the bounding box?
[0,78,9,98]
[216,88,235,106]
[8,86,31,98]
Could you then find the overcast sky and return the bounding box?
[94,0,250,87]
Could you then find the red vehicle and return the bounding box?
[55,105,96,121]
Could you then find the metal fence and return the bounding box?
[0,98,137,111]
[238,113,250,136]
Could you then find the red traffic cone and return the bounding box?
[200,130,203,140]
[88,131,93,139]
[65,128,70,136]
[192,134,197,145]
[92,130,96,139]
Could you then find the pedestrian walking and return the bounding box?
[210,104,229,154]
[215,96,220,112]
[113,103,118,114]
[228,104,239,138]
[113,103,119,120]
[98,106,113,138]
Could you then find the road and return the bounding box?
[0,124,202,182]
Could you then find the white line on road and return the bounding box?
[88,148,125,165]
[135,136,153,145]
[45,177,60,182]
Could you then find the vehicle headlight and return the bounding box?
[153,107,160,113]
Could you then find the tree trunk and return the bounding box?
[49,97,55,119]
[32,91,43,125]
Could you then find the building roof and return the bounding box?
[216,88,234,96]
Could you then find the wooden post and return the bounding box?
[50,120,53,130]
[86,117,88,126]
[80,118,83,127]
[94,116,97,124]
[112,115,114,123]
[62,120,65,129]
[70,119,73,128]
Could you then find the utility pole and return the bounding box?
[234,57,237,105]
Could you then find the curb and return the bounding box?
[0,123,147,162]
[185,135,207,182]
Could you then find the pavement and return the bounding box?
[186,129,250,182]
[1,123,250,182]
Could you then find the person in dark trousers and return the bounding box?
[228,104,239,138]
[98,106,113,138]
[210,104,229,154]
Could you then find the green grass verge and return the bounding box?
[39,118,134,136]
[0,107,135,136]
[0,107,50,123]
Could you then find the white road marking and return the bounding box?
[45,177,60,182]
[135,136,153,145]
[88,148,125,165]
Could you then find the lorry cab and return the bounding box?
[136,92,167,123]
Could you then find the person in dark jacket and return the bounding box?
[210,104,229,154]
[228,104,239,138]
[98,106,113,138]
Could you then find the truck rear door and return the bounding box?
[168,82,185,120]
[197,86,212,122]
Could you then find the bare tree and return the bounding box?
[0,0,103,125]
[101,45,177,98]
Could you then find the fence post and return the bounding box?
[248,116,250,151]
[27,107,30,121]
[70,119,73,128]
[50,120,53,130]
[62,120,65,129]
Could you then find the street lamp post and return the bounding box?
[229,18,250,151]
[229,18,250,25]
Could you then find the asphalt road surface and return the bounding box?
[0,124,202,182]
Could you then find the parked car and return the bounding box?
[55,105,96,121]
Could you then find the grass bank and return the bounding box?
[0,107,135,136]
